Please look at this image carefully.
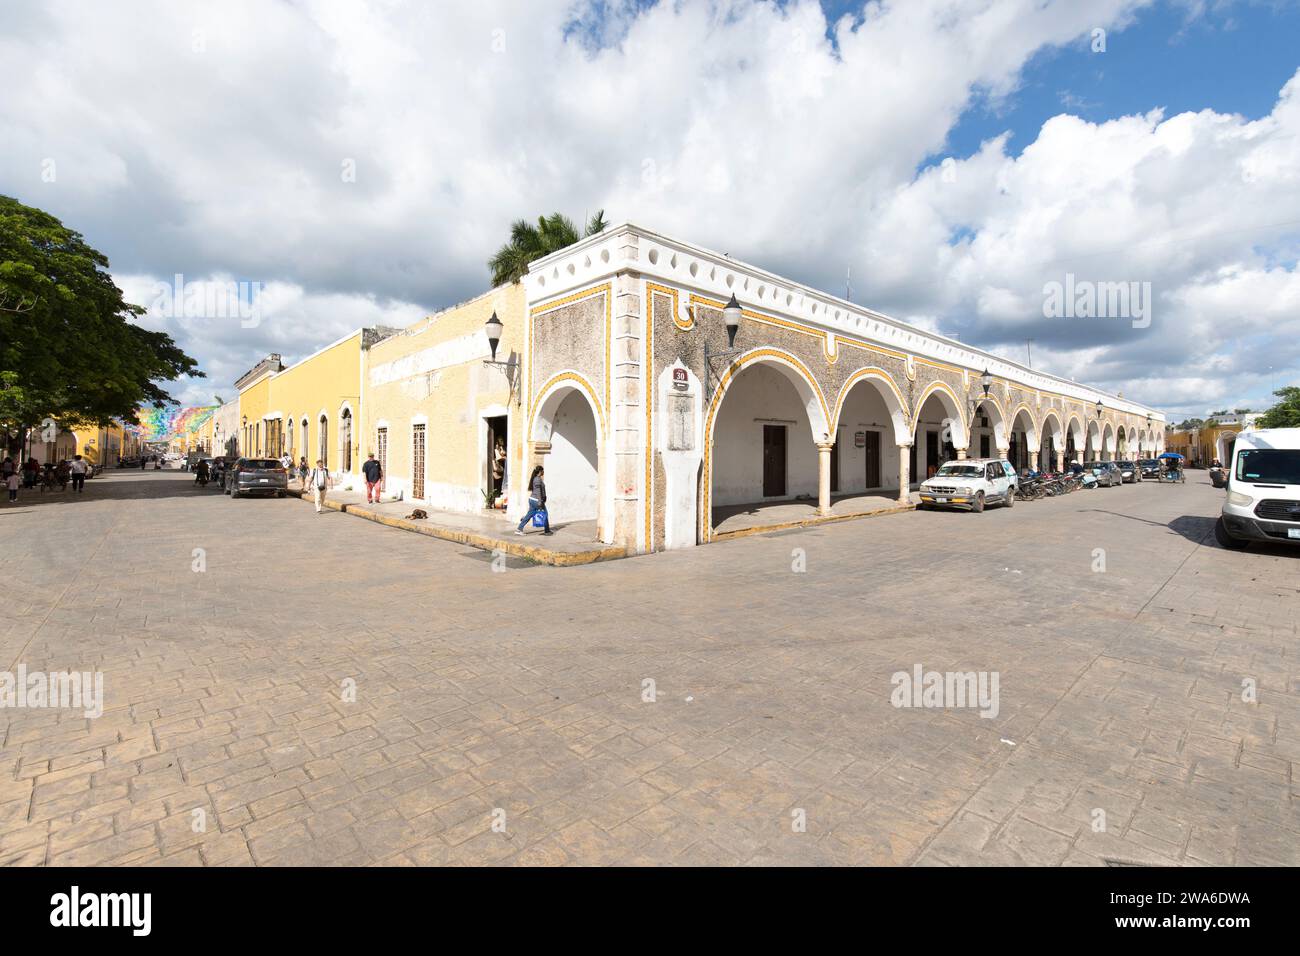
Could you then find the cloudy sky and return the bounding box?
[2,0,1297,422]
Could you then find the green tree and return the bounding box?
[487,210,607,286]
[1256,386,1300,428]
[0,195,200,455]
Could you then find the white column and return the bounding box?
[897,443,912,505]
[817,442,834,516]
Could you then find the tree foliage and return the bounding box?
[487,210,607,286]
[0,195,200,445]
[1256,386,1300,429]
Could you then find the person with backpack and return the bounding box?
[308,459,331,514]
[362,452,383,504]
[514,465,552,536]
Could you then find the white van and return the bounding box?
[1215,428,1300,549]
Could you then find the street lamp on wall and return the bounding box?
[1096,399,1104,419]
[704,294,748,399]
[481,311,520,406]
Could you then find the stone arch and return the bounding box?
[705,348,831,444]
[831,366,910,445]
[911,380,968,450]
[528,371,609,541]
[1085,419,1102,460]
[701,348,833,542]
[969,394,1008,455]
[1102,421,1116,458]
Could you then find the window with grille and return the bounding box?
[412,424,426,500]
[377,427,388,482]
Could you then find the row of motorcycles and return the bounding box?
[1014,470,1095,500]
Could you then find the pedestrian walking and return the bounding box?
[5,470,18,502]
[297,456,309,490]
[22,457,39,488]
[514,465,552,536]
[68,454,89,492]
[308,459,331,514]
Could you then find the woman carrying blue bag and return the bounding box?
[515,465,553,536]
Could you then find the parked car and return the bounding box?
[1137,458,1161,479]
[918,458,1017,513]
[1114,460,1139,483]
[1215,428,1300,550]
[224,457,289,498]
[1083,461,1122,487]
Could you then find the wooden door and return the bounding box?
[762,425,786,498]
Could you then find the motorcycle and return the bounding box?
[1208,459,1228,488]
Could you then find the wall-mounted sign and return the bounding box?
[855,431,866,448]
[672,367,689,391]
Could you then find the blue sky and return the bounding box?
[938,1,1300,161]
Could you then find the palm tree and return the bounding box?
[488,210,607,286]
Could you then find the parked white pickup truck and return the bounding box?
[918,458,1018,513]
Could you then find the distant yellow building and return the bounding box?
[1165,415,1260,466]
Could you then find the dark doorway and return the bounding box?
[486,415,507,505]
[762,424,787,497]
[925,430,939,478]
[864,431,881,488]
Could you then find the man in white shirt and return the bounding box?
[68,455,89,493]
[308,459,331,514]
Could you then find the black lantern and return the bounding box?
[484,311,504,362]
[722,294,742,348]
[1096,399,1104,418]
[980,368,992,397]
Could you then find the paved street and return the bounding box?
[1,469,1297,866]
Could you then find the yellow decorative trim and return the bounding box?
[910,380,968,436]
[699,348,831,543]
[1008,402,1039,437]
[527,371,607,444]
[644,284,656,551]
[647,282,693,331]
[830,366,907,435]
[528,283,612,437]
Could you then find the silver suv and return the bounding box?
[919,458,1017,513]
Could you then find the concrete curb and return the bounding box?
[285,489,626,567]
[711,501,917,541]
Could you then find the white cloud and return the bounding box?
[1,0,1294,419]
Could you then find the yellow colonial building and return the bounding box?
[361,284,525,509]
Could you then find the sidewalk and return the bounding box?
[288,484,625,566]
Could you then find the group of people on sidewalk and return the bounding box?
[272,449,554,535]
[283,451,385,515]
[2,454,89,501]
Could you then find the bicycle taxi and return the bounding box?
[1157,451,1186,483]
